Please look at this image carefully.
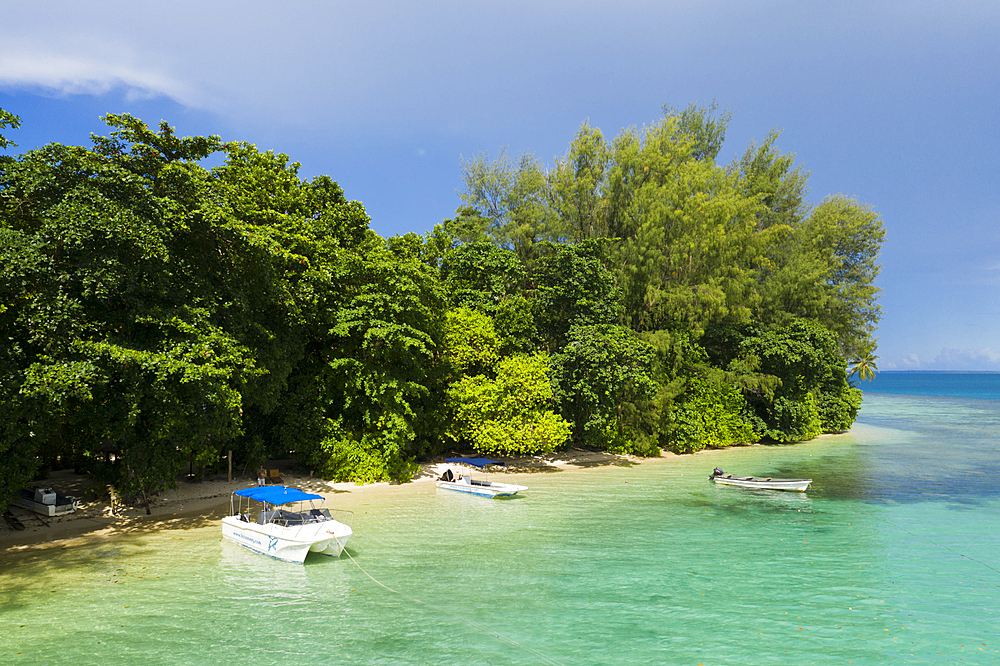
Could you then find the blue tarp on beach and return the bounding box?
[445,457,505,468]
[233,486,323,504]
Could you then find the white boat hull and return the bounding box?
[221,516,352,563]
[711,476,811,492]
[436,479,527,498]
[12,492,79,517]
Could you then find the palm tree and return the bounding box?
[849,343,880,382]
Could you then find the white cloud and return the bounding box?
[884,348,1000,371]
[0,50,198,105]
[931,347,1000,369]
[6,0,992,139]
[880,353,923,370]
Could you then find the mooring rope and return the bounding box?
[886,521,1000,585]
[344,549,570,666]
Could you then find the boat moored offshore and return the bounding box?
[708,467,812,492]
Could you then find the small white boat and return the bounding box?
[436,457,527,498]
[221,486,353,563]
[708,467,811,492]
[12,486,80,517]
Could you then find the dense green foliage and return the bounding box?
[551,324,657,453]
[446,351,572,457]
[0,104,883,510]
[454,103,881,454]
[0,108,20,150]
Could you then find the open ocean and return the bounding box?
[2,372,998,665]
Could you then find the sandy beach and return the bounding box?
[1,448,671,554]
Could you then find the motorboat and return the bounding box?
[11,486,80,517]
[221,486,353,563]
[708,467,811,492]
[436,457,527,498]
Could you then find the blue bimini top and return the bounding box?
[233,485,323,505]
[445,457,505,469]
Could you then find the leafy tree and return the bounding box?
[665,100,732,162]
[172,132,444,484]
[0,112,449,508]
[0,108,20,150]
[440,241,526,314]
[730,128,809,231]
[739,319,860,441]
[0,102,889,509]
[815,382,863,433]
[849,342,880,382]
[460,148,555,265]
[641,328,763,454]
[552,324,657,453]
[604,117,767,336]
[385,231,427,261]
[663,375,756,453]
[547,123,613,242]
[491,294,540,355]
[531,239,622,349]
[0,120,259,509]
[443,307,500,376]
[447,352,571,456]
[439,205,493,245]
[456,104,882,451]
[758,196,884,358]
[295,235,446,483]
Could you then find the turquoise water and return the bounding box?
[3,375,999,664]
[867,371,1000,401]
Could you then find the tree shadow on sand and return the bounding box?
[415,448,640,480]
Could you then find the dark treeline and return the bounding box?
[0,105,883,511]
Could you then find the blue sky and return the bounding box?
[2,1,998,370]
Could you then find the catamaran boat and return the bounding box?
[436,457,527,498]
[12,486,80,517]
[221,486,353,563]
[708,467,812,492]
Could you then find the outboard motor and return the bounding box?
[710,467,724,479]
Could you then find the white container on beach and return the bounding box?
[34,488,57,504]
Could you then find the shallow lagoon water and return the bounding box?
[3,378,999,665]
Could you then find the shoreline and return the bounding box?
[0,448,681,553]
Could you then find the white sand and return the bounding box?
[1,449,673,553]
